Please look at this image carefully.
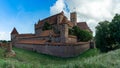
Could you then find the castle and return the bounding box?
[11,11,92,57]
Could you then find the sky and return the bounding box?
[0,0,120,40]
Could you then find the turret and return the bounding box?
[70,12,77,26]
[11,27,19,41]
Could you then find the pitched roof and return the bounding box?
[35,11,74,29]
[35,11,64,29]
[17,40,47,45]
[77,22,92,32]
[60,16,74,27]
[18,34,35,37]
[11,27,19,34]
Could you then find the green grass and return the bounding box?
[1,47,120,68]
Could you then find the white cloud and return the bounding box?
[50,0,65,15]
[50,0,120,36]
[0,32,10,40]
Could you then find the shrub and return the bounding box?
[42,22,52,31]
[69,26,92,42]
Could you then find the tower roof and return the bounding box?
[11,27,19,34]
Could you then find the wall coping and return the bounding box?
[17,42,89,46]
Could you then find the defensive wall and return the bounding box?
[14,42,90,57]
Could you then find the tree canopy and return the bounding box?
[95,14,120,52]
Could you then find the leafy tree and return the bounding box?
[0,40,8,43]
[109,14,120,44]
[95,21,111,52]
[95,14,120,52]
[42,22,52,31]
[69,26,92,42]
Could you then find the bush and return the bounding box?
[42,22,52,31]
[69,26,92,42]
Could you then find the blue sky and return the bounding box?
[0,0,56,40]
[1,0,120,40]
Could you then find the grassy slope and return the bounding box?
[1,47,120,68]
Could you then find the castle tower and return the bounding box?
[11,27,19,45]
[60,16,68,43]
[35,20,43,35]
[57,11,64,24]
[60,24,68,43]
[70,12,77,26]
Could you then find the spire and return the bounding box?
[11,27,19,35]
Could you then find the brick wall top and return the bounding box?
[17,41,89,46]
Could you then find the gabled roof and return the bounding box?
[17,34,35,37]
[35,11,74,29]
[60,16,74,27]
[35,12,64,29]
[77,22,92,32]
[11,27,19,34]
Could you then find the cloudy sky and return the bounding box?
[0,0,120,40]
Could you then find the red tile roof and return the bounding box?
[35,12,64,29]
[17,39,89,45]
[60,16,74,27]
[16,31,59,39]
[11,27,19,34]
[77,22,92,32]
[35,11,74,29]
[17,34,35,37]
[17,40,47,45]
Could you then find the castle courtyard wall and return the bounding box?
[14,42,90,57]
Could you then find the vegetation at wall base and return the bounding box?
[0,47,101,68]
[1,47,120,68]
[95,14,120,52]
[69,26,92,42]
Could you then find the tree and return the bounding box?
[42,22,52,31]
[109,14,120,44]
[69,26,92,42]
[95,14,120,52]
[95,21,111,52]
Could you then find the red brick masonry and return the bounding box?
[14,42,90,57]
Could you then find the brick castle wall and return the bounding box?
[14,43,90,57]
